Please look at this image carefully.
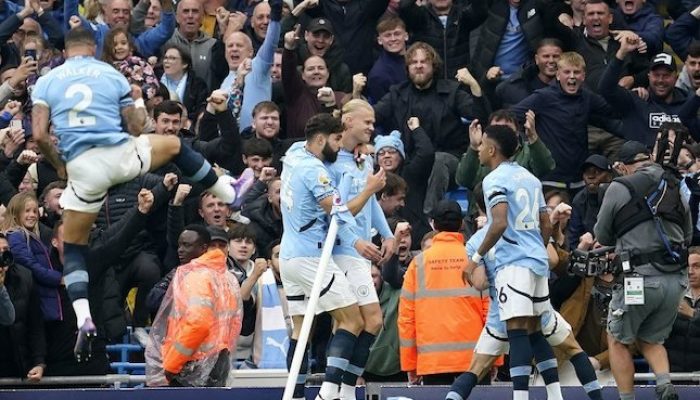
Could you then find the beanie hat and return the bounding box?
[373,130,406,160]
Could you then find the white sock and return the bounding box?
[210,175,236,203]
[545,382,563,400]
[513,390,529,400]
[339,383,356,400]
[72,298,92,329]
[318,382,339,399]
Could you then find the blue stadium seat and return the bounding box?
[106,327,148,375]
[444,186,470,215]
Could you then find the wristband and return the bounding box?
[134,98,146,109]
[471,252,482,264]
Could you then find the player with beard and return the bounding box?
[280,113,386,400]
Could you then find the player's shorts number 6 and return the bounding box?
[499,286,508,303]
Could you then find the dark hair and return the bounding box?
[163,43,193,72]
[488,109,520,131]
[228,224,257,242]
[536,37,564,52]
[433,213,462,233]
[243,137,273,158]
[102,26,134,64]
[252,101,280,117]
[386,216,408,233]
[688,41,700,60]
[153,83,170,100]
[40,181,66,205]
[584,0,610,7]
[183,224,211,245]
[265,239,281,260]
[378,172,407,198]
[52,219,64,239]
[65,27,97,48]
[304,113,342,140]
[484,125,519,159]
[153,100,183,120]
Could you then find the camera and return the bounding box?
[0,250,13,268]
[568,246,618,277]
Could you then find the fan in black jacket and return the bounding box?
[0,233,46,381]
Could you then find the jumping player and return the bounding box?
[31,28,253,362]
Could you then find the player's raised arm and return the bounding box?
[32,104,66,179]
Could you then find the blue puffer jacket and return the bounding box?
[7,229,63,321]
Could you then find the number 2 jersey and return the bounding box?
[481,161,549,277]
[31,56,133,162]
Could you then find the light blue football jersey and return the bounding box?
[326,149,393,257]
[31,56,133,162]
[481,161,549,276]
[280,143,359,259]
[468,227,554,334]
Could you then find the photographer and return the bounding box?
[594,141,693,400]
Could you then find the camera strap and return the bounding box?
[646,179,686,273]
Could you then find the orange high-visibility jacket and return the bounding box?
[398,231,490,376]
[162,249,242,376]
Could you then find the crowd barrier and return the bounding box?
[0,371,698,399]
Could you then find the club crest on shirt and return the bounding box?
[318,173,331,186]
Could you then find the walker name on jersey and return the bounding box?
[55,66,102,80]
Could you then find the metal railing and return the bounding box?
[0,371,697,389]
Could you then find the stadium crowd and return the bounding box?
[1,0,700,396]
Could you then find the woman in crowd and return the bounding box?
[0,192,61,322]
[158,44,208,123]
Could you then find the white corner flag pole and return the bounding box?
[282,215,340,400]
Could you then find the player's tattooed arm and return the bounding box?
[539,210,552,246]
[32,104,66,179]
[122,84,147,136]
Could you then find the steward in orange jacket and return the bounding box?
[146,248,242,387]
[398,201,489,382]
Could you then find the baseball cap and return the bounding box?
[307,18,334,35]
[617,141,651,164]
[430,200,463,221]
[650,53,677,72]
[207,226,229,243]
[581,154,611,172]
